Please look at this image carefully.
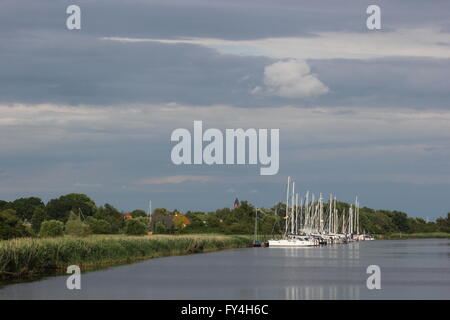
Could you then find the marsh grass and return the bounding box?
[0,234,252,281]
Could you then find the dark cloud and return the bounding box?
[1,0,450,219]
[1,0,449,107]
[1,29,449,108]
[0,31,271,105]
[310,58,450,108]
[3,0,450,39]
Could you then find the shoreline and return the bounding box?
[2,233,449,285]
[0,234,253,284]
[375,232,450,240]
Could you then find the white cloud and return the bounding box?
[259,59,328,98]
[101,28,450,60]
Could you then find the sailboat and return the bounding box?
[268,177,317,247]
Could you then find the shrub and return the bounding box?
[124,219,147,235]
[86,216,111,234]
[154,221,168,234]
[65,212,91,237]
[39,220,64,237]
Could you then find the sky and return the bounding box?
[1,0,450,218]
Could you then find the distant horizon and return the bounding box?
[1,188,447,222]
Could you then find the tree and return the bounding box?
[124,219,147,235]
[0,200,9,211]
[436,213,450,233]
[205,215,221,229]
[39,220,64,237]
[390,211,410,232]
[130,209,147,217]
[46,193,96,222]
[86,216,111,234]
[95,204,123,233]
[259,212,280,235]
[10,197,44,221]
[154,221,168,234]
[0,210,29,240]
[31,206,49,233]
[173,214,189,230]
[153,208,170,217]
[65,212,91,237]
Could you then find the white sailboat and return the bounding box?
[268,177,317,247]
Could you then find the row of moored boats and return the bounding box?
[261,177,374,247]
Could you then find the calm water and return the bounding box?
[0,239,449,299]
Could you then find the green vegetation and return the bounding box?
[39,220,64,237]
[64,212,91,237]
[1,192,449,283]
[85,217,111,234]
[1,194,450,241]
[124,219,147,235]
[0,210,30,240]
[376,232,450,240]
[31,207,48,233]
[0,234,252,281]
[46,194,96,222]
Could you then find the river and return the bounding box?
[0,239,449,299]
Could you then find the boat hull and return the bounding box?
[268,239,317,247]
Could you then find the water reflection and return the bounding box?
[284,284,360,300]
[0,239,448,299]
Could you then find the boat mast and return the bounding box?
[291,181,295,235]
[305,191,310,233]
[356,196,359,234]
[254,208,258,243]
[299,197,303,234]
[349,205,353,235]
[334,196,338,234]
[319,193,323,234]
[328,193,333,234]
[285,176,290,237]
[295,193,299,234]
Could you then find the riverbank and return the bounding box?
[0,234,253,282]
[375,232,450,240]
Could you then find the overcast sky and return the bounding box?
[1,0,450,218]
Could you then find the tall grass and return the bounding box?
[0,234,252,281]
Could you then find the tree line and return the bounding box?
[0,194,449,240]
[0,194,150,239]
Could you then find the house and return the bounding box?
[149,215,175,230]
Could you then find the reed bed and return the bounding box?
[0,234,252,281]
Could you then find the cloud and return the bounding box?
[2,102,450,216]
[108,28,450,60]
[257,59,328,98]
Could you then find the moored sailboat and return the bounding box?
[267,176,373,247]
